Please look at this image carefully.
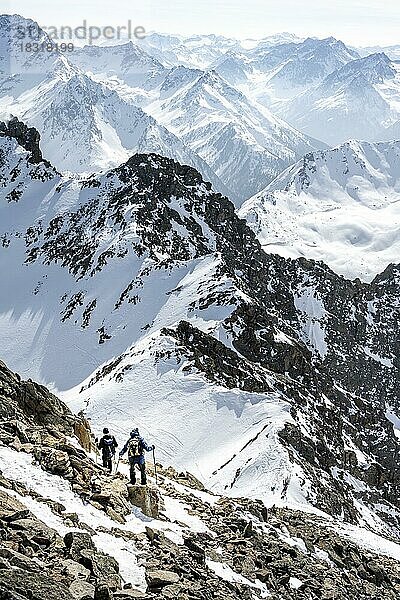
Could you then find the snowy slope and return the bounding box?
[239,140,400,281]
[146,69,321,203]
[212,51,254,87]
[278,53,400,144]
[65,332,299,505]
[0,66,228,195]
[68,41,167,89]
[1,128,400,535]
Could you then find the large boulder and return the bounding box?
[69,579,96,600]
[146,570,180,589]
[64,531,95,562]
[80,550,121,591]
[0,570,73,600]
[127,484,163,519]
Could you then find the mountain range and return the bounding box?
[1,12,400,588]
[277,53,400,144]
[240,140,400,281]
[0,121,399,541]
[0,14,323,204]
[135,30,400,147]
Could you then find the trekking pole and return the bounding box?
[153,447,158,486]
[114,455,120,475]
[94,437,99,465]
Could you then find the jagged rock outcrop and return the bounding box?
[0,117,45,164]
[0,359,73,431]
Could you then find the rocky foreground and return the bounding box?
[0,360,399,600]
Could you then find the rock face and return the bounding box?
[0,359,73,431]
[0,116,44,164]
[127,484,163,518]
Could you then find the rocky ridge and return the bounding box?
[0,124,399,542]
[0,359,399,600]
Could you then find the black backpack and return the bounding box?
[127,436,142,458]
[103,436,115,457]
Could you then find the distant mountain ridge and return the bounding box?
[240,139,400,281]
[277,53,400,144]
[0,14,325,204]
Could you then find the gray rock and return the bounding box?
[62,559,91,581]
[94,584,113,600]
[64,531,95,562]
[127,484,161,519]
[0,570,73,600]
[69,579,96,600]
[0,547,42,572]
[146,570,180,588]
[80,550,121,591]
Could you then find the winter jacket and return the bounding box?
[98,434,118,457]
[120,435,153,465]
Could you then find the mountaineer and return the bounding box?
[97,427,118,473]
[119,428,155,485]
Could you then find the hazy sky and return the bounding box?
[5,0,400,46]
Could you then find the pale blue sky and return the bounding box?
[5,0,400,45]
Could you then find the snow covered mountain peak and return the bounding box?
[252,35,358,73]
[0,13,76,97]
[69,41,167,89]
[0,14,328,205]
[159,65,203,98]
[325,52,396,86]
[146,65,322,203]
[240,139,400,280]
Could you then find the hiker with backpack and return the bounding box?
[119,428,155,485]
[97,428,118,473]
